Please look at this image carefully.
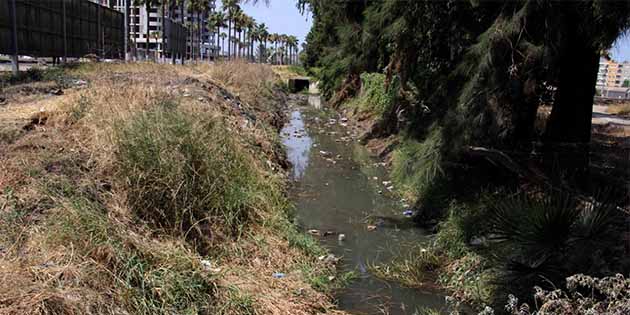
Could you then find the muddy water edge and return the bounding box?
[281,92,449,314]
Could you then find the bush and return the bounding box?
[345,72,396,117]
[116,103,285,249]
[391,126,445,204]
[481,192,627,305]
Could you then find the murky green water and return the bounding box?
[281,94,447,314]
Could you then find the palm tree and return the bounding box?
[287,35,298,65]
[279,34,288,65]
[209,11,226,59]
[195,0,212,61]
[269,33,279,64]
[255,23,268,63]
[232,8,245,58]
[244,16,256,61]
[223,0,239,60]
[220,32,227,56]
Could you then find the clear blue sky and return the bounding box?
[233,0,313,45]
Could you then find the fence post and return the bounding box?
[62,0,67,63]
[9,0,19,74]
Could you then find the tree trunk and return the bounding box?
[228,19,232,60]
[543,8,600,187]
[198,11,202,61]
[216,26,220,59]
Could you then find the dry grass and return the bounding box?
[607,102,630,116]
[0,62,343,315]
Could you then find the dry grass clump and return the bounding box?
[0,62,343,315]
[607,102,630,116]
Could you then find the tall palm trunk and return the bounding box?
[198,11,202,61]
[228,18,232,60]
[216,26,221,59]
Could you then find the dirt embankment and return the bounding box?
[0,62,344,315]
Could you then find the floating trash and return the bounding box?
[338,234,346,241]
[367,225,377,231]
[308,229,321,236]
[403,210,414,217]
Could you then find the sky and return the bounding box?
[239,0,313,46]
[611,35,630,62]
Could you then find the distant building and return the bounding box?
[600,86,630,99]
[596,57,630,88]
[89,0,217,60]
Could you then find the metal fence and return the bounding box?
[165,17,187,59]
[0,0,124,59]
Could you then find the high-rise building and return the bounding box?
[89,0,216,60]
[596,57,630,88]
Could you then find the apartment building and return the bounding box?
[89,0,216,60]
[596,57,630,88]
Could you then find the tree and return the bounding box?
[269,33,279,64]
[220,32,227,56]
[223,0,240,59]
[253,23,269,63]
[209,11,226,59]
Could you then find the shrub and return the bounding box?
[116,104,284,249]
[488,274,630,315]
[391,126,445,204]
[482,192,627,305]
[345,72,396,117]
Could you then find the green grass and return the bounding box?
[287,65,308,77]
[344,72,395,118]
[0,64,78,87]
[115,102,287,249]
[215,286,256,315]
[391,127,445,203]
[42,195,215,315]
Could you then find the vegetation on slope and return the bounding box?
[0,62,341,315]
